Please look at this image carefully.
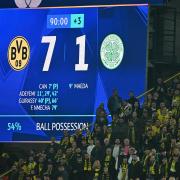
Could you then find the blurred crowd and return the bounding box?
[0,77,180,180]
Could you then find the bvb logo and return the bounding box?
[100,34,124,70]
[8,36,30,71]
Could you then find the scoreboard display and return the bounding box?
[0,5,148,141]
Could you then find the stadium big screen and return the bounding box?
[0,4,148,142]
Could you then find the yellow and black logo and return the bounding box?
[8,36,30,71]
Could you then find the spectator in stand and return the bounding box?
[111,116,129,143]
[102,148,117,180]
[117,155,128,180]
[133,101,142,116]
[153,91,161,107]
[128,153,142,180]
[155,77,166,100]
[69,148,83,179]
[112,139,121,160]
[108,89,122,116]
[159,156,169,179]
[91,139,104,162]
[46,137,59,152]
[92,160,101,180]
[145,153,159,179]
[87,139,95,156]
[128,91,138,106]
[54,164,69,180]
[96,103,108,128]
[83,152,93,180]
[0,153,12,174]
[34,156,46,178]
[92,125,105,145]
[23,156,37,178]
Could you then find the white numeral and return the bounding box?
[75,35,88,71]
[42,35,88,71]
[42,36,56,72]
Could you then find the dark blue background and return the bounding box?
[0,0,164,8]
[0,5,148,141]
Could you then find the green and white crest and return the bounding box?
[100,34,124,70]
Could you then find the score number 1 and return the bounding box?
[41,35,88,72]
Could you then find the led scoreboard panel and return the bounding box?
[0,5,148,141]
[0,0,165,8]
[41,0,164,6]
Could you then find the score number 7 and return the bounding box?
[42,35,88,72]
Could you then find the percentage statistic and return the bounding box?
[7,122,22,131]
